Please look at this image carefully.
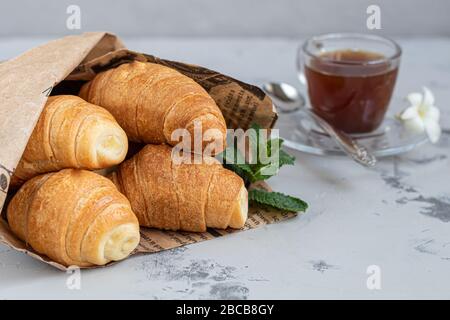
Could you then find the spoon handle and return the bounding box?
[301,109,377,167]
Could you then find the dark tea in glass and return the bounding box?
[300,34,402,134]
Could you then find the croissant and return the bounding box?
[110,144,248,232]
[7,169,140,267]
[79,61,227,154]
[11,95,128,187]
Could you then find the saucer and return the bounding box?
[277,111,429,157]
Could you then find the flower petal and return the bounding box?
[400,106,419,120]
[426,105,440,123]
[423,86,435,106]
[407,92,423,106]
[424,119,441,143]
[403,116,425,134]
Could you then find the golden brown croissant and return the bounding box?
[7,169,140,267]
[12,95,128,187]
[110,144,248,232]
[79,61,227,154]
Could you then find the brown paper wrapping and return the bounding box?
[0,32,291,271]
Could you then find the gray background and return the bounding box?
[1,0,450,38]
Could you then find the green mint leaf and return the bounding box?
[279,149,295,167]
[220,140,255,183]
[249,189,308,212]
[249,137,295,182]
[250,123,262,130]
[220,144,245,165]
[224,163,255,183]
[268,138,295,168]
[250,164,279,182]
[267,137,281,158]
[267,138,295,165]
[218,123,297,183]
[248,123,261,163]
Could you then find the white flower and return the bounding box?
[398,87,441,143]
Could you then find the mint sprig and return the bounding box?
[221,124,295,183]
[249,189,308,212]
[218,123,308,213]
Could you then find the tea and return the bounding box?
[305,49,398,133]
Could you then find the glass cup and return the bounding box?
[297,33,402,134]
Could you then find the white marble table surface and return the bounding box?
[0,36,449,300]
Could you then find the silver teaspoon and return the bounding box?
[263,82,377,167]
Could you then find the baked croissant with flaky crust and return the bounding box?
[7,169,140,267]
[109,144,248,232]
[79,61,227,154]
[12,95,128,187]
